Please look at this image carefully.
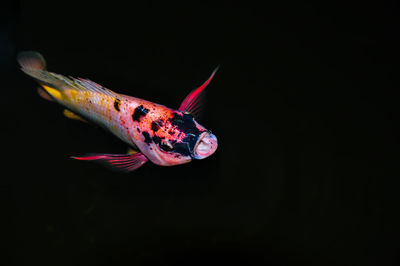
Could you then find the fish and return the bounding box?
[17,51,218,172]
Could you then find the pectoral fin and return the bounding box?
[71,152,148,172]
[178,66,219,120]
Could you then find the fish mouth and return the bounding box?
[192,131,218,159]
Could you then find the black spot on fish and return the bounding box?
[151,120,163,132]
[132,105,149,122]
[168,130,175,135]
[142,131,152,144]
[159,139,174,152]
[169,113,200,136]
[152,135,161,145]
[171,141,192,157]
[114,98,121,112]
[137,128,140,133]
[168,112,204,157]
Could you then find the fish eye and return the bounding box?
[160,140,174,152]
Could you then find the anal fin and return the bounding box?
[71,152,148,172]
[63,109,88,123]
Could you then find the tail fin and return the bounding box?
[17,51,47,71]
[17,51,70,101]
[17,51,72,91]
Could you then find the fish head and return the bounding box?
[139,111,218,166]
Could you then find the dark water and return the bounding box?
[2,1,399,265]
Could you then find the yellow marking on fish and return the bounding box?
[42,85,62,101]
[63,89,82,103]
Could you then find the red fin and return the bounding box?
[178,66,219,120]
[71,152,148,173]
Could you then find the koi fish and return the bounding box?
[17,51,218,172]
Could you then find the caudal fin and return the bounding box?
[17,51,68,102]
[17,51,47,71]
[17,51,72,93]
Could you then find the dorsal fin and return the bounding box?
[71,78,118,97]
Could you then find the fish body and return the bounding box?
[18,51,218,172]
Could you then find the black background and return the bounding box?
[2,1,400,265]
